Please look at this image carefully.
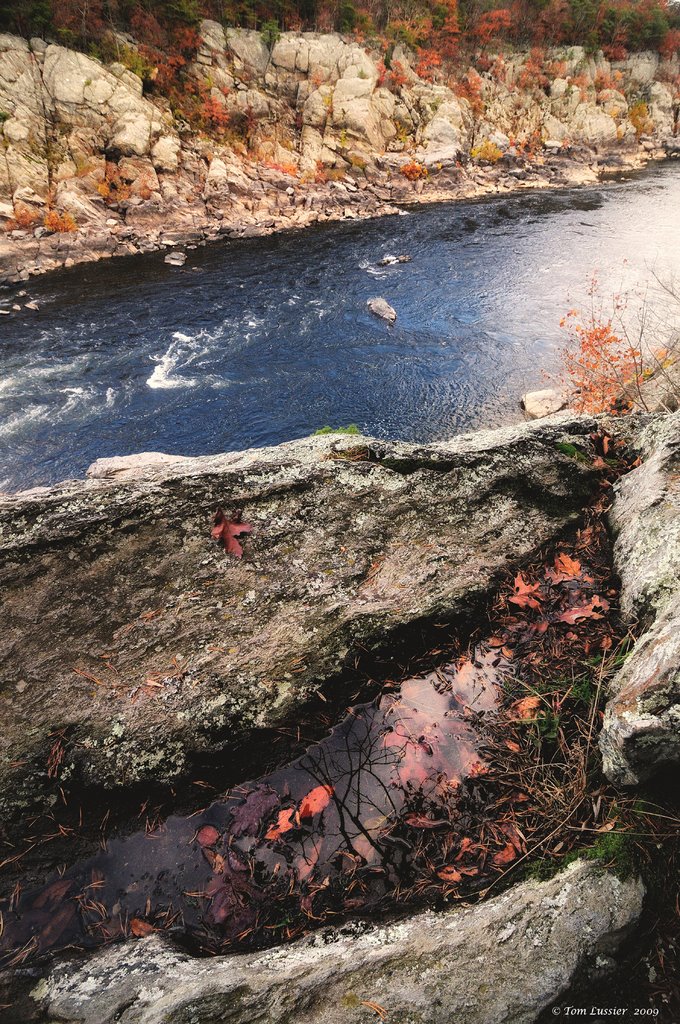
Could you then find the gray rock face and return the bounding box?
[0,417,600,825]
[600,411,680,784]
[26,860,644,1024]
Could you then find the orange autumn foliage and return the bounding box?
[401,160,428,181]
[561,305,642,414]
[43,210,78,233]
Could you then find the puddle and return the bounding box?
[0,647,509,965]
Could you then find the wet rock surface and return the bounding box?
[600,411,680,784]
[19,860,644,1024]
[0,416,601,829]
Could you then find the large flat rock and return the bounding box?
[600,411,680,784]
[24,860,644,1024]
[0,417,601,824]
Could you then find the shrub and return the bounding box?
[629,100,653,137]
[470,139,503,163]
[313,424,361,435]
[660,28,680,59]
[43,209,78,233]
[401,160,428,181]
[453,69,484,117]
[263,159,298,176]
[260,19,280,50]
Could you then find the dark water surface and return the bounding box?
[0,649,506,964]
[1,163,678,491]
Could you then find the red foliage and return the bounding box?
[660,28,680,58]
[415,48,442,81]
[474,8,513,47]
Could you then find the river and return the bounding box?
[1,162,678,491]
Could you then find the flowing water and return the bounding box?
[0,163,679,492]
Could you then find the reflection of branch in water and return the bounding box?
[298,705,415,871]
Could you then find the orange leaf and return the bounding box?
[265,807,297,840]
[492,841,517,867]
[509,695,541,720]
[437,865,463,883]
[555,552,581,577]
[130,918,156,937]
[299,784,333,818]
[508,573,543,611]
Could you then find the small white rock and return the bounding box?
[521,388,568,419]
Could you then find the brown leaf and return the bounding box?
[545,551,589,584]
[130,918,156,937]
[509,695,541,720]
[557,595,609,624]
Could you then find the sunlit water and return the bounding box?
[0,163,678,491]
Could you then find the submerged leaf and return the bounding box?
[196,825,220,848]
[299,785,333,819]
[264,808,297,841]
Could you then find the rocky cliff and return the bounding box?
[0,26,678,283]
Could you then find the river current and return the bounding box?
[1,162,678,491]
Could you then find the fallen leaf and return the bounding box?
[557,595,610,624]
[508,573,543,611]
[492,841,517,867]
[403,813,450,829]
[299,784,333,819]
[437,865,463,883]
[509,695,541,720]
[545,552,590,584]
[265,807,297,841]
[196,825,220,848]
[130,918,156,937]
[212,508,253,558]
[229,786,279,837]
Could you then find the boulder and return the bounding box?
[151,135,181,173]
[367,296,397,321]
[571,102,618,146]
[23,860,644,1024]
[521,388,568,419]
[0,418,602,824]
[225,28,270,77]
[600,411,680,784]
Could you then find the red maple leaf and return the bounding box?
[212,508,252,558]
